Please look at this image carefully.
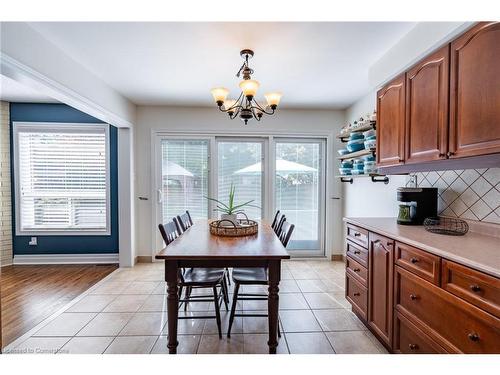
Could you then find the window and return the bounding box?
[160,139,209,222]
[14,123,110,235]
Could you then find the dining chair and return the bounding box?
[226,220,295,338]
[274,214,286,235]
[270,210,280,230]
[176,210,193,232]
[158,221,229,338]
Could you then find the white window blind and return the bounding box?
[15,123,110,234]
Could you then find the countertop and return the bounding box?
[343,217,500,278]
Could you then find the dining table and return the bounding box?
[155,219,290,354]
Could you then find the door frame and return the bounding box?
[151,129,335,260]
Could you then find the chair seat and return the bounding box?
[232,267,268,285]
[182,268,225,286]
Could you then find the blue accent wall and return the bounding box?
[10,103,119,255]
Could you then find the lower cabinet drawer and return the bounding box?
[346,255,367,286]
[394,310,447,354]
[346,240,368,267]
[395,265,500,353]
[346,274,368,321]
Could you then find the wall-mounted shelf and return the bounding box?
[337,148,376,162]
[337,121,376,142]
[336,173,389,185]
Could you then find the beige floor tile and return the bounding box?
[303,293,344,309]
[34,312,97,337]
[10,337,71,354]
[296,279,331,293]
[281,270,294,280]
[279,310,322,332]
[107,270,140,282]
[243,334,288,354]
[58,337,114,354]
[279,279,300,293]
[103,294,149,313]
[279,293,309,310]
[320,278,345,292]
[242,298,267,310]
[242,311,269,334]
[203,310,243,335]
[67,295,117,313]
[241,285,268,293]
[90,281,132,295]
[136,272,164,282]
[120,312,167,336]
[151,335,201,354]
[161,312,206,335]
[286,332,335,354]
[77,312,133,336]
[325,331,385,354]
[139,294,168,312]
[290,269,320,279]
[121,281,160,295]
[104,336,157,354]
[330,293,351,308]
[197,334,244,354]
[151,282,167,295]
[313,309,366,331]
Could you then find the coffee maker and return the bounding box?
[397,187,438,225]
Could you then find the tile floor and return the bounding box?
[4,260,387,354]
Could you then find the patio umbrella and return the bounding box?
[234,159,316,177]
[162,161,194,177]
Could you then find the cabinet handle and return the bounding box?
[438,153,446,158]
[410,294,419,301]
[447,151,455,157]
[354,232,361,237]
[353,268,361,272]
[353,292,360,296]
[410,257,419,264]
[408,344,419,350]
[386,241,393,247]
[470,285,481,292]
[467,333,480,342]
[354,250,361,255]
[399,159,404,163]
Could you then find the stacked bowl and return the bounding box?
[363,129,376,150]
[346,132,365,153]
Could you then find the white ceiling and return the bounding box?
[0,75,58,103]
[28,22,416,109]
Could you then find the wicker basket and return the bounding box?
[209,219,258,237]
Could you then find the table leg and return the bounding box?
[267,260,281,354]
[165,260,179,354]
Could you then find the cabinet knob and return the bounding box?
[353,268,361,272]
[447,151,455,157]
[408,343,419,350]
[354,232,361,237]
[386,241,393,247]
[410,257,419,264]
[410,294,419,301]
[353,292,361,296]
[470,285,481,292]
[438,153,446,158]
[354,250,361,255]
[467,333,480,342]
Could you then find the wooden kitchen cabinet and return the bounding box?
[449,22,500,159]
[367,232,394,347]
[405,45,449,164]
[376,73,406,167]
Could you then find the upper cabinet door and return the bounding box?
[405,45,450,164]
[449,22,500,158]
[376,74,406,167]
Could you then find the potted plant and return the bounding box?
[205,183,260,226]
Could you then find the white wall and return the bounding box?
[0,22,136,129]
[134,106,345,258]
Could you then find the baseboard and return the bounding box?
[331,254,345,262]
[13,253,119,265]
[135,255,153,264]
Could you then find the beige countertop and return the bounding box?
[343,217,500,278]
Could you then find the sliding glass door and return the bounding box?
[274,139,325,254]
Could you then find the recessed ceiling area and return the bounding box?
[28,22,416,109]
[0,75,58,103]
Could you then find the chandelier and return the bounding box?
[210,49,282,124]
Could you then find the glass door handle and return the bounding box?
[157,189,163,204]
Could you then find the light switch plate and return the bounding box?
[29,237,37,246]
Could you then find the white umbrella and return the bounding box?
[162,161,194,177]
[234,159,316,176]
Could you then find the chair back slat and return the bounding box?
[278,221,295,248]
[158,220,180,245]
[271,210,280,230]
[274,215,286,235]
[177,211,193,232]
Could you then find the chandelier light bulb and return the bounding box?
[239,79,260,99]
[210,87,229,106]
[264,92,282,109]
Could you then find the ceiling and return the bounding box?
[28,22,416,109]
[0,75,58,103]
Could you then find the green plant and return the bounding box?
[205,183,260,215]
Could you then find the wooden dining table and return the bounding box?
[155,219,290,354]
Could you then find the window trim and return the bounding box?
[13,122,111,236]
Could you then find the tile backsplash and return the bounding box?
[406,168,500,225]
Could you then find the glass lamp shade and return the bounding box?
[210,87,229,104]
[264,92,282,107]
[239,79,260,98]
[224,99,237,112]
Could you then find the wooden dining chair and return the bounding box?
[176,210,193,232]
[227,220,295,338]
[274,214,286,235]
[270,210,280,230]
[158,221,229,338]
